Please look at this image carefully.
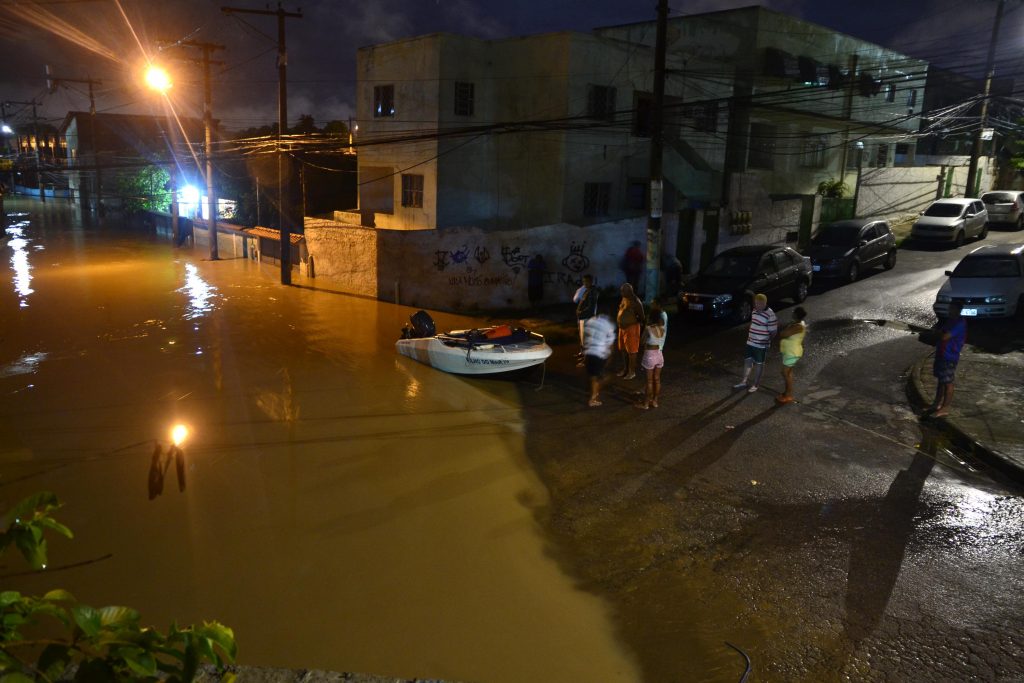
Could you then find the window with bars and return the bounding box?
[401,174,423,208]
[748,123,776,169]
[587,85,617,121]
[583,182,611,217]
[454,81,474,116]
[800,137,827,168]
[374,85,395,118]
[874,144,889,168]
[885,83,896,103]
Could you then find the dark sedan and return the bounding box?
[805,218,897,283]
[678,245,813,323]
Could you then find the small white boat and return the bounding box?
[396,310,552,375]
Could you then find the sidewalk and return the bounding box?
[908,347,1024,481]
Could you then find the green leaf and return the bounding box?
[9,492,61,522]
[195,622,237,661]
[42,589,75,603]
[98,605,139,629]
[119,648,157,677]
[13,531,46,570]
[0,592,22,608]
[0,672,37,683]
[36,643,71,680]
[72,658,113,683]
[70,604,101,637]
[37,518,73,539]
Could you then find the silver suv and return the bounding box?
[981,190,1024,230]
[911,198,988,248]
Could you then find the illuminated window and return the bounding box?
[373,85,395,118]
[454,81,474,116]
[401,174,423,208]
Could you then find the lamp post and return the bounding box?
[144,65,181,246]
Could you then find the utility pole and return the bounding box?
[0,101,15,191]
[965,0,1004,198]
[160,39,225,260]
[838,54,859,187]
[644,0,668,303]
[222,2,303,285]
[47,67,103,212]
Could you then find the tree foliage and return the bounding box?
[816,178,849,198]
[0,493,236,682]
[115,165,172,213]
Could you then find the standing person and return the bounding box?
[776,307,807,404]
[733,293,777,393]
[616,282,645,380]
[622,240,645,293]
[637,300,668,409]
[582,312,617,407]
[926,302,967,418]
[573,274,599,364]
[527,254,545,307]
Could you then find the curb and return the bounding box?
[907,355,1024,483]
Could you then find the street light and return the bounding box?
[145,65,172,93]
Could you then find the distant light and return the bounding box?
[1,124,12,135]
[171,424,189,446]
[145,65,172,93]
[181,185,200,204]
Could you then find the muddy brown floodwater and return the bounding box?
[0,200,641,682]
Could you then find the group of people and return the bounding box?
[572,277,809,409]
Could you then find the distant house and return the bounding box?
[59,111,204,212]
[354,6,929,256]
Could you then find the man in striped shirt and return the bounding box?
[733,293,777,393]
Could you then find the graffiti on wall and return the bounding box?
[431,239,593,291]
[561,241,589,274]
[500,245,529,274]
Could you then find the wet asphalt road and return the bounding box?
[513,231,1024,682]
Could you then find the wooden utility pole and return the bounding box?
[47,67,103,212]
[162,40,225,260]
[222,2,303,285]
[965,0,1004,198]
[644,0,668,303]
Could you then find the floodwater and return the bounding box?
[0,199,641,682]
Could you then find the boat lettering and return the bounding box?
[467,358,512,365]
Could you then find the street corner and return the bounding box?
[908,347,1024,483]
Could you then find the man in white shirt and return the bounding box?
[582,313,616,407]
[733,293,777,393]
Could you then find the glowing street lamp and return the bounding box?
[144,65,172,93]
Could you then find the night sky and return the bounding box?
[0,0,1020,133]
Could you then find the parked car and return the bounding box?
[678,245,812,323]
[805,218,897,283]
[981,190,1024,230]
[911,198,988,247]
[933,244,1024,319]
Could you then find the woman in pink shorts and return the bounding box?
[638,301,667,409]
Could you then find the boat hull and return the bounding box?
[395,337,552,375]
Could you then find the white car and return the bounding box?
[933,244,1024,319]
[911,198,988,247]
[981,190,1024,230]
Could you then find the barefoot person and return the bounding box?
[573,274,599,365]
[925,302,966,418]
[616,283,645,380]
[583,312,616,407]
[637,301,667,409]
[776,307,807,404]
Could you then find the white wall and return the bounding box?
[855,159,994,219]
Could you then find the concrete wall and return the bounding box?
[303,215,677,312]
[854,159,994,219]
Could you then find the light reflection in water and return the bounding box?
[0,351,48,378]
[6,223,34,307]
[177,263,217,319]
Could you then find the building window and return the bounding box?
[873,144,889,168]
[454,81,474,116]
[633,93,653,137]
[801,137,826,168]
[748,123,776,169]
[587,85,617,121]
[885,83,896,103]
[683,103,717,133]
[583,182,611,217]
[401,174,423,208]
[374,85,395,118]
[847,144,862,170]
[906,89,917,110]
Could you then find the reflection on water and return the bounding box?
[0,351,48,378]
[6,221,34,307]
[0,199,640,683]
[178,262,217,319]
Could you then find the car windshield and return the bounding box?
[812,224,860,246]
[924,203,965,218]
[703,253,760,277]
[951,256,1021,278]
[982,192,1017,205]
